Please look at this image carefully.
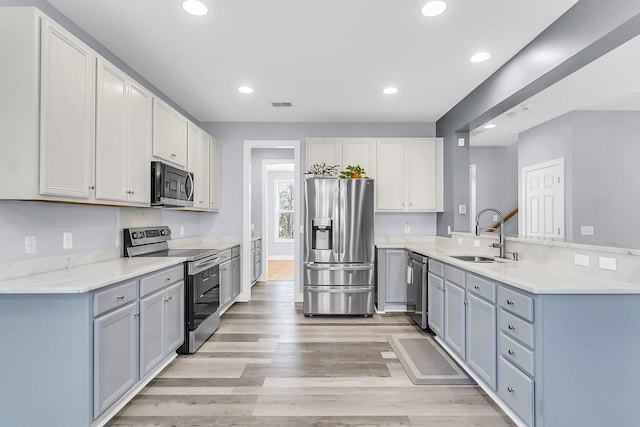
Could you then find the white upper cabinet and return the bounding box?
[95,58,152,205]
[40,17,96,199]
[152,99,188,168]
[376,138,443,212]
[187,123,210,210]
[306,138,376,177]
[209,137,221,211]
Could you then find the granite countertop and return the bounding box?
[0,257,186,295]
[397,242,640,295]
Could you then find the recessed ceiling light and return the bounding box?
[484,123,496,129]
[238,86,253,94]
[383,87,398,95]
[182,0,208,16]
[421,1,447,17]
[470,52,491,63]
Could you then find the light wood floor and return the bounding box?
[107,281,514,426]
[267,260,294,281]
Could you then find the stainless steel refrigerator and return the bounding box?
[303,178,375,315]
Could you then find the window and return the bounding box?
[274,180,294,241]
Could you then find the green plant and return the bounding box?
[339,164,368,178]
[305,162,339,176]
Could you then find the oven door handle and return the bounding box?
[192,258,220,273]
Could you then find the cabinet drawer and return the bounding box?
[255,246,261,256]
[444,264,465,286]
[428,259,443,276]
[466,274,496,303]
[498,357,534,427]
[500,309,534,349]
[499,332,535,377]
[139,265,184,297]
[498,286,534,321]
[231,246,240,258]
[218,250,232,263]
[93,280,137,317]
[254,239,261,248]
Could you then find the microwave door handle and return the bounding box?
[187,173,194,200]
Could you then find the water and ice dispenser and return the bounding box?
[312,217,333,250]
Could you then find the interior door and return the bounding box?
[522,158,565,238]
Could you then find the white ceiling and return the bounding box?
[471,33,640,146]
[45,0,579,123]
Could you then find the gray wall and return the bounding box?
[469,144,519,236]
[436,0,640,237]
[518,110,640,247]
[200,121,437,238]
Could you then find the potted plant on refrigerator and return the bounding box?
[339,164,368,179]
[305,162,339,177]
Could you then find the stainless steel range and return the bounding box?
[123,226,220,354]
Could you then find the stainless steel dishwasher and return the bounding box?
[406,252,428,329]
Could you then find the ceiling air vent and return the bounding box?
[272,102,292,108]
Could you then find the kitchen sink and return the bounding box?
[450,255,495,263]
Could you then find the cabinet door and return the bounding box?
[165,281,185,353]
[209,137,221,211]
[95,59,128,202]
[342,139,376,178]
[444,281,466,359]
[220,261,232,305]
[93,302,138,418]
[127,80,152,204]
[376,139,405,210]
[40,19,95,199]
[466,292,497,389]
[231,256,241,298]
[187,123,209,209]
[384,249,407,305]
[152,99,187,168]
[427,273,444,337]
[306,138,342,173]
[139,290,165,378]
[407,139,438,211]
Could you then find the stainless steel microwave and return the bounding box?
[151,161,194,207]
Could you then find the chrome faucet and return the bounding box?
[475,208,518,260]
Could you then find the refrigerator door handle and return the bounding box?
[305,264,373,271]
[305,286,372,293]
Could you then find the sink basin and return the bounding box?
[450,255,495,263]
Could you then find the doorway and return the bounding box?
[262,160,295,281]
[242,140,302,303]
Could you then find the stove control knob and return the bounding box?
[139,231,145,238]
[132,232,138,239]
[160,229,166,236]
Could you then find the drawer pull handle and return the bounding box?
[506,299,514,305]
[116,294,125,300]
[165,277,171,282]
[507,386,515,393]
[134,312,140,317]
[474,285,480,290]
[508,324,516,330]
[508,349,516,355]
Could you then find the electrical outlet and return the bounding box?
[458,137,465,147]
[599,256,617,271]
[447,225,451,235]
[63,232,73,250]
[493,214,498,222]
[457,238,463,245]
[574,254,589,267]
[180,226,185,236]
[580,226,594,236]
[25,236,36,254]
[473,240,480,248]
[458,204,467,215]
[404,223,410,234]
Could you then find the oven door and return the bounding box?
[187,264,219,331]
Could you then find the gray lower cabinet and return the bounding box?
[139,281,184,379]
[231,246,241,298]
[93,301,139,418]
[376,248,407,311]
[443,265,466,359]
[466,292,497,389]
[220,259,232,306]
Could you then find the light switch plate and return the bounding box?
[458,204,467,215]
[473,240,480,247]
[447,225,451,235]
[404,223,410,234]
[599,256,617,271]
[63,232,73,250]
[457,137,465,147]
